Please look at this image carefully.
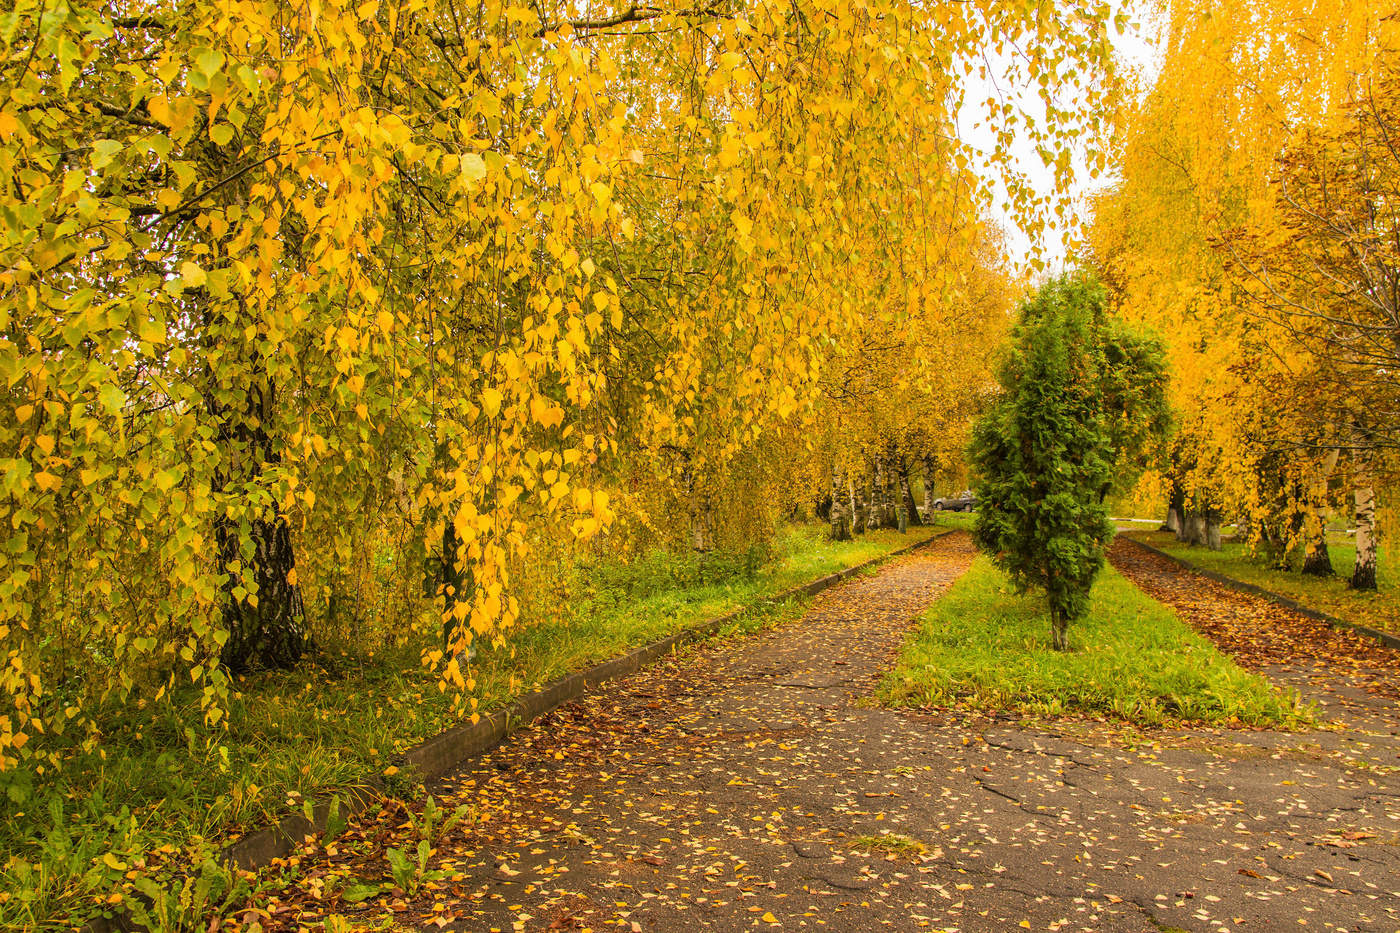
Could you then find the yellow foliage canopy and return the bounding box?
[0,0,1120,772]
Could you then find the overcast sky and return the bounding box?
[958,5,1165,275]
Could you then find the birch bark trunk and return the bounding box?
[851,475,868,535]
[898,456,922,526]
[1351,476,1378,591]
[828,466,852,541]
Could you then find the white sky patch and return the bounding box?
[957,4,1166,277]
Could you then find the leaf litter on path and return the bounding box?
[250,533,1400,933]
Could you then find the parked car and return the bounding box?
[932,490,977,512]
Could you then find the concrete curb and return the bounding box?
[1120,535,1400,651]
[81,527,954,932]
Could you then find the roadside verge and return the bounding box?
[223,528,953,868]
[83,527,953,932]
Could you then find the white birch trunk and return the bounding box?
[851,475,867,535]
[1351,480,1378,591]
[828,465,852,542]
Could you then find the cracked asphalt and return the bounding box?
[286,530,1400,932]
[409,532,1400,931]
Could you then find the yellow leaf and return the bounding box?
[181,261,207,288]
[461,153,487,183]
[531,395,564,429]
[480,387,503,419]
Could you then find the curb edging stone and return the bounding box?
[1120,535,1400,651]
[82,526,953,932]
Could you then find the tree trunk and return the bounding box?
[1175,508,1194,543]
[922,454,937,516]
[1050,608,1069,652]
[828,467,851,541]
[1163,482,1184,533]
[866,461,884,530]
[439,515,474,649]
[680,463,715,552]
[851,475,867,534]
[1301,448,1339,577]
[1178,508,1220,549]
[1180,509,1204,546]
[691,499,715,552]
[210,374,308,674]
[1300,510,1334,577]
[881,457,898,528]
[898,457,922,526]
[1351,476,1378,591]
[215,509,306,673]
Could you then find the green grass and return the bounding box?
[926,509,977,531]
[0,524,937,931]
[1127,530,1400,636]
[881,555,1307,727]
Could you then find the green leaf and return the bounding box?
[236,64,260,92]
[340,883,383,903]
[325,795,347,840]
[91,139,123,169]
[98,383,126,415]
[196,48,226,78]
[386,845,414,889]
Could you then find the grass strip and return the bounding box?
[881,555,1308,727]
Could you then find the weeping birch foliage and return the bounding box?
[0,0,1120,777]
[1089,0,1400,560]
